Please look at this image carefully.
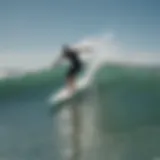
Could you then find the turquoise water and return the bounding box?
[0,65,160,160]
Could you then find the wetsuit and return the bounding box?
[63,49,82,78]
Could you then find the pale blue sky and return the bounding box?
[0,0,160,55]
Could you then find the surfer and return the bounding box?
[53,44,92,95]
[62,45,82,94]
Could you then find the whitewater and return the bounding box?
[0,35,160,160]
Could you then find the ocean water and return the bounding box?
[0,64,160,160]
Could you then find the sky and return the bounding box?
[0,0,159,69]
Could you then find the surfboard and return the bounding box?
[48,77,90,105]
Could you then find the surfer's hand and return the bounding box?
[51,55,62,68]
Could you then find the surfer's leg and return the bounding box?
[66,67,75,94]
[67,75,75,94]
[66,66,81,94]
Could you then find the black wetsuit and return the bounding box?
[63,49,82,78]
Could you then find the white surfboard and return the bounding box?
[48,77,90,104]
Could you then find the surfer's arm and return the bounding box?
[51,55,63,68]
[74,46,93,54]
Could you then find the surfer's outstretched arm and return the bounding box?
[51,54,63,68]
[73,46,93,54]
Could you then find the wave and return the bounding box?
[0,62,159,101]
[0,66,67,100]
